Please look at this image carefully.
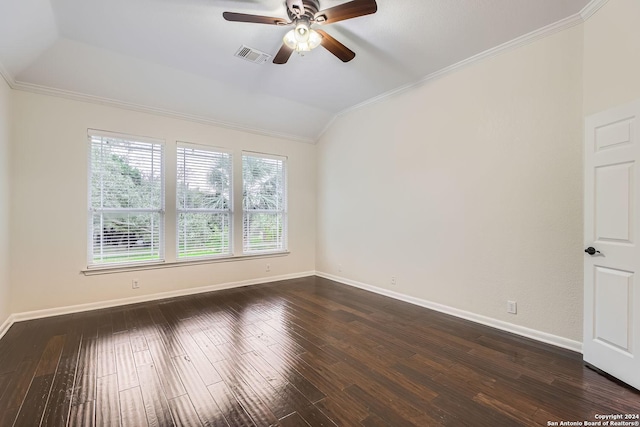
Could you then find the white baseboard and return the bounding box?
[315,271,583,353]
[1,271,583,354]
[0,313,15,340]
[0,271,315,339]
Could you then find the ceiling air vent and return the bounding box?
[234,45,271,64]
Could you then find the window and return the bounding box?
[242,153,287,253]
[177,145,232,259]
[87,131,289,270]
[88,131,164,266]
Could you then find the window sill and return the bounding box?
[82,251,290,276]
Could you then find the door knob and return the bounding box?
[585,247,600,255]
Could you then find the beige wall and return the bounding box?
[317,26,585,341]
[10,91,316,313]
[584,0,640,115]
[0,77,11,325]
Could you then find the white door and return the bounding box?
[584,99,640,390]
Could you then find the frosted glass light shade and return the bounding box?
[294,23,310,43]
[308,29,322,49]
[283,25,322,52]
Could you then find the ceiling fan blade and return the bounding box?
[223,12,290,26]
[273,44,294,64]
[316,30,355,62]
[314,0,377,25]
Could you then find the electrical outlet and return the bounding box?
[391,276,397,286]
[338,264,342,273]
[132,279,140,289]
[266,263,271,272]
[507,300,517,314]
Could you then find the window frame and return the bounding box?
[241,151,288,255]
[87,129,166,268]
[176,142,234,261]
[84,131,291,274]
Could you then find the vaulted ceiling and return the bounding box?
[0,0,590,142]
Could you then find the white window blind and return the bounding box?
[177,145,232,258]
[242,153,287,253]
[89,131,164,266]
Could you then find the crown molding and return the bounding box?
[315,114,338,141]
[9,79,315,144]
[315,0,609,142]
[324,12,585,133]
[580,0,609,20]
[0,62,16,88]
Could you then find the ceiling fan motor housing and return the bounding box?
[286,0,321,22]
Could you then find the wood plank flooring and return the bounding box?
[0,276,638,426]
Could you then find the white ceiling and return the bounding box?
[0,0,590,141]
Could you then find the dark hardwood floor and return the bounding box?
[0,276,638,426]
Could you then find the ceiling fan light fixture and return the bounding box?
[283,24,322,52]
[294,22,310,42]
[223,0,377,64]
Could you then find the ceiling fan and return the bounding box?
[223,0,377,64]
